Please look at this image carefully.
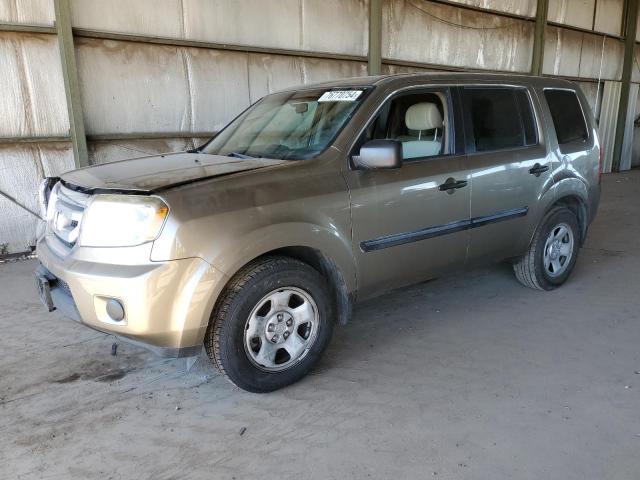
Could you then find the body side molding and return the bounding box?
[360,207,529,252]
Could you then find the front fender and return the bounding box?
[206,222,357,294]
[152,217,357,294]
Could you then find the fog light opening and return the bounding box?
[106,299,125,322]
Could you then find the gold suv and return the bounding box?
[36,74,601,392]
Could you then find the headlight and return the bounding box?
[79,195,169,247]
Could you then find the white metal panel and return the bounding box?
[0,198,37,253]
[184,0,301,50]
[248,54,304,101]
[543,27,581,78]
[71,0,365,56]
[88,138,199,164]
[543,27,622,80]
[382,64,435,74]
[0,144,74,209]
[0,143,73,253]
[578,35,624,79]
[0,0,54,26]
[76,38,190,135]
[548,0,595,31]
[594,0,623,35]
[633,45,640,83]
[576,81,599,114]
[382,0,533,72]
[39,143,75,177]
[187,49,250,133]
[70,0,184,38]
[301,0,368,56]
[601,83,640,169]
[445,0,536,17]
[0,33,69,137]
[77,38,253,136]
[301,57,368,85]
[248,54,367,101]
[599,81,639,171]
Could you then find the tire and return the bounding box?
[513,206,581,291]
[205,256,335,393]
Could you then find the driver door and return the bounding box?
[343,87,471,298]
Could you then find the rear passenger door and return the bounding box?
[462,86,553,265]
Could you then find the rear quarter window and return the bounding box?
[544,89,589,151]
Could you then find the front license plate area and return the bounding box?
[35,273,56,312]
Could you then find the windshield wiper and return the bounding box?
[226,151,255,159]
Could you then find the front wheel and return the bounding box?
[205,256,334,393]
[513,206,581,291]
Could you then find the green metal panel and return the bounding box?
[368,0,382,75]
[612,0,638,172]
[531,0,549,75]
[54,0,89,168]
[0,23,56,34]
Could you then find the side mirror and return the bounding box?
[353,139,402,170]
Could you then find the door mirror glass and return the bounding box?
[353,139,402,170]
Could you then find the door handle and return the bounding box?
[438,177,468,194]
[529,163,549,177]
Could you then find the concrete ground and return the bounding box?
[1,171,639,480]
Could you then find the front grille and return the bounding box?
[48,183,91,249]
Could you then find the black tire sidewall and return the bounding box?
[534,208,580,290]
[214,263,334,393]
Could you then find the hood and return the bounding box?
[60,152,287,193]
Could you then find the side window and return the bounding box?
[360,91,450,161]
[544,89,588,149]
[515,90,537,146]
[464,88,536,152]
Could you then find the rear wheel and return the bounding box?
[513,207,580,291]
[205,256,334,392]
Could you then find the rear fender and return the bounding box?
[532,177,590,244]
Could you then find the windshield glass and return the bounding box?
[201,88,369,160]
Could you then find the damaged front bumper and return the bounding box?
[35,236,228,358]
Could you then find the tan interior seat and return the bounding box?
[401,102,443,159]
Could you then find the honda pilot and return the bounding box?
[35,73,600,392]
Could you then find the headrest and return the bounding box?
[405,102,443,131]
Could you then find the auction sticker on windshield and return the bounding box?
[318,90,363,102]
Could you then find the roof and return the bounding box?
[297,72,578,91]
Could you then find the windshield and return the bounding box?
[201,87,369,160]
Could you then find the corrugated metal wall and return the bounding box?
[383,1,534,71]
[0,0,636,254]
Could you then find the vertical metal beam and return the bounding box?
[531,0,549,75]
[54,0,89,168]
[612,0,638,172]
[368,0,382,75]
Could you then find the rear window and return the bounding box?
[544,89,588,148]
[464,88,537,152]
